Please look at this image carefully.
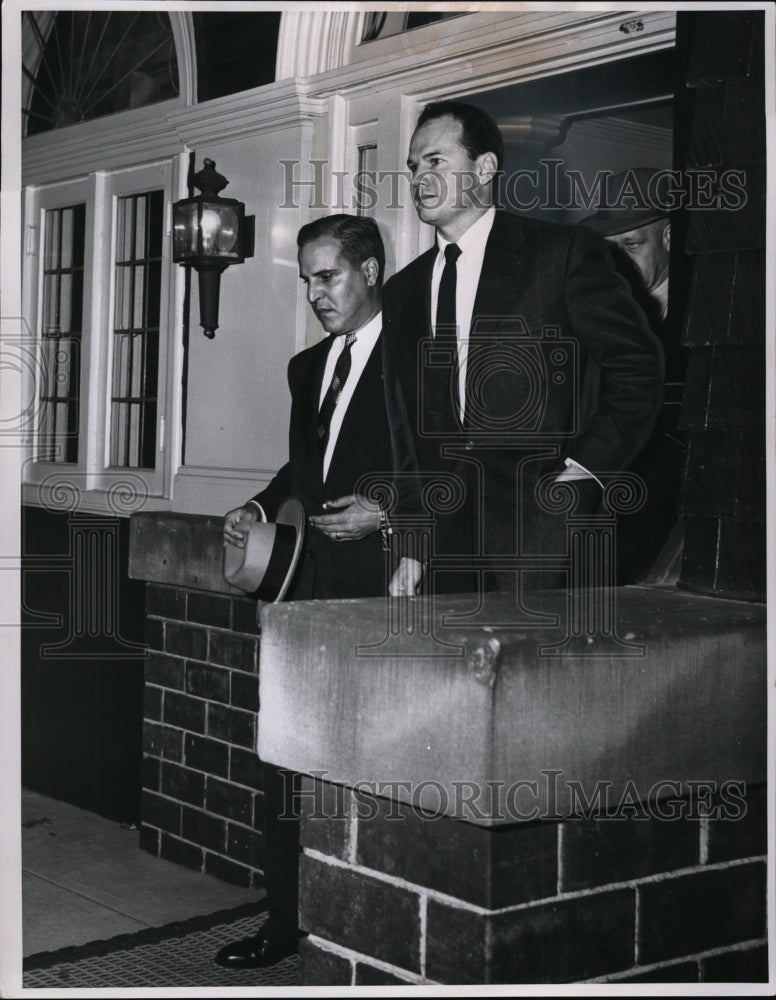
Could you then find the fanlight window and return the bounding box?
[23,10,178,136]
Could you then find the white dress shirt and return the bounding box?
[250,311,382,521]
[318,310,382,480]
[430,208,596,485]
[431,206,495,422]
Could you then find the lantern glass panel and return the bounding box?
[173,202,199,260]
[200,202,241,258]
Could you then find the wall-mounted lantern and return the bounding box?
[172,158,254,338]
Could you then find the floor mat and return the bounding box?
[23,901,300,988]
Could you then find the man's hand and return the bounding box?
[389,557,423,596]
[309,494,380,542]
[223,505,259,547]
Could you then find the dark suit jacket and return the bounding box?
[382,210,665,589]
[251,333,393,600]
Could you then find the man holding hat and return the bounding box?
[216,214,393,968]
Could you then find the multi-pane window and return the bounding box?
[109,190,163,469]
[37,204,85,463]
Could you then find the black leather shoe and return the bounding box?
[214,932,298,969]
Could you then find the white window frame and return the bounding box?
[22,159,182,512]
[23,177,93,484]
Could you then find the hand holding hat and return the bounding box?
[223,497,306,602]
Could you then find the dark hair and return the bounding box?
[297,214,385,285]
[416,100,504,170]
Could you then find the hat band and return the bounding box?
[256,522,299,601]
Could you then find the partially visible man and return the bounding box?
[582,167,671,328]
[215,215,393,969]
[583,167,686,582]
[383,101,665,598]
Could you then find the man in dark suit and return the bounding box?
[383,102,665,598]
[582,167,686,584]
[216,215,393,968]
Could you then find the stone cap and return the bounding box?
[128,511,246,596]
[258,588,766,825]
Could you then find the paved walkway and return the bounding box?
[20,788,263,957]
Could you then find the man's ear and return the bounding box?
[663,222,671,252]
[362,256,379,286]
[476,151,499,186]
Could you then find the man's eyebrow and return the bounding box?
[302,265,338,279]
[408,148,443,167]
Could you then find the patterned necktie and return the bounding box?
[434,242,462,422]
[318,331,357,458]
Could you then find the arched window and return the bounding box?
[23,11,179,136]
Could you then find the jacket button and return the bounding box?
[464,440,474,451]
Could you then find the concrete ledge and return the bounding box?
[258,588,766,824]
[128,511,243,596]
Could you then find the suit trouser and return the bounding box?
[261,764,301,940]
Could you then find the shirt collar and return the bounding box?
[331,309,382,344]
[436,206,496,257]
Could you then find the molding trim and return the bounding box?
[22,81,326,185]
[171,465,275,516]
[169,12,197,106]
[564,115,673,151]
[276,11,362,79]
[307,9,676,100]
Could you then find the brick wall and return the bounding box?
[139,582,266,889]
[675,10,766,600]
[297,777,767,986]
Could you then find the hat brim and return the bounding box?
[223,495,306,602]
[273,496,306,602]
[581,208,669,237]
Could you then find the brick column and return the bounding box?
[258,589,767,986]
[129,512,268,888]
[297,779,766,985]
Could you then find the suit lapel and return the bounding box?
[325,334,381,480]
[471,213,527,335]
[299,339,330,489]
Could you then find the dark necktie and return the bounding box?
[436,242,461,336]
[434,242,462,422]
[318,331,357,458]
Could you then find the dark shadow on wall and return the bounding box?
[21,505,147,824]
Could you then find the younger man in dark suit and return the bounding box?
[216,215,393,968]
[383,101,665,598]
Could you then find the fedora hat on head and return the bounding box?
[581,167,672,237]
[223,496,305,602]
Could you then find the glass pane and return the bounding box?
[24,11,179,137]
[132,265,145,329]
[111,402,126,466]
[113,265,127,330]
[108,189,162,468]
[131,334,143,398]
[59,274,72,333]
[128,402,141,467]
[357,145,378,218]
[60,209,73,269]
[112,332,129,397]
[135,196,147,259]
[43,215,57,271]
[37,204,85,464]
[54,400,68,439]
[118,198,133,263]
[55,341,71,399]
[43,274,58,333]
